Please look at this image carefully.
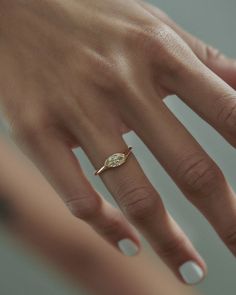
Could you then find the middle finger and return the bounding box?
[79,126,206,284]
[127,91,236,257]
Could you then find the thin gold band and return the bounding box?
[94,147,133,176]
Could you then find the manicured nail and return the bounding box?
[118,239,139,256]
[179,261,205,285]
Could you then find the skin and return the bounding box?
[0,137,199,295]
[0,0,236,283]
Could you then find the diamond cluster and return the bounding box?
[105,153,126,168]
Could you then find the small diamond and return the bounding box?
[105,153,126,168]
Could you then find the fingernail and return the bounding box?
[117,239,139,256]
[179,261,205,285]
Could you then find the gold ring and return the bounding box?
[94,147,133,176]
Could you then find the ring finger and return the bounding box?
[80,127,206,284]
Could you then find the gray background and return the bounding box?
[0,0,236,294]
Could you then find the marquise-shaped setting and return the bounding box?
[105,153,126,168]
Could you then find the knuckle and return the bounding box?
[217,94,236,131]
[192,39,221,64]
[204,44,221,63]
[85,51,123,92]
[177,154,224,199]
[224,104,236,129]
[119,185,160,222]
[66,194,101,220]
[93,57,115,79]
[128,24,192,78]
[129,23,171,54]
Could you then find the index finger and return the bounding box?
[168,50,236,147]
[162,46,236,254]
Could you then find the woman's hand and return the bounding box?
[1,0,236,284]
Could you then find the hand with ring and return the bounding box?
[1,0,236,285]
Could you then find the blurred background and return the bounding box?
[0,0,236,294]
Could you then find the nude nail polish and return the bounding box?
[118,239,139,256]
[179,261,204,285]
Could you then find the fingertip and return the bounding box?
[178,260,206,285]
